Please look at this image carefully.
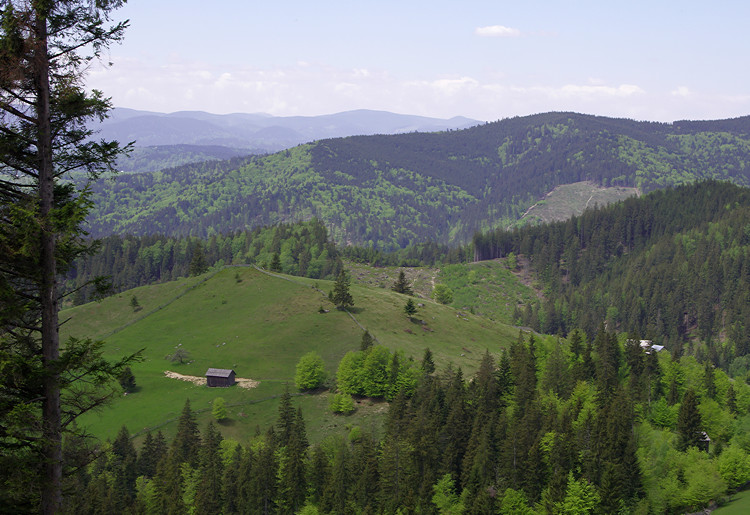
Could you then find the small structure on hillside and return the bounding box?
[697,431,711,453]
[639,340,665,354]
[205,368,236,387]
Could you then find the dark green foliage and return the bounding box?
[421,348,435,374]
[331,270,354,310]
[189,242,208,276]
[118,366,136,393]
[677,388,704,451]
[72,333,750,513]
[171,399,201,466]
[137,431,167,479]
[359,330,374,351]
[392,270,413,295]
[66,219,343,302]
[194,422,223,513]
[0,1,134,510]
[404,298,417,318]
[269,252,282,273]
[474,181,750,369]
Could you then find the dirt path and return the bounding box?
[164,370,259,389]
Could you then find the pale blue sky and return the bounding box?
[88,0,750,122]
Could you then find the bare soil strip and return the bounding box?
[164,371,259,389]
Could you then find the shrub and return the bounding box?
[330,392,355,414]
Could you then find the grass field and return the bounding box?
[714,489,750,514]
[61,265,521,445]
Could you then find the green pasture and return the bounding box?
[714,489,750,514]
[62,266,518,445]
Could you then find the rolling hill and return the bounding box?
[62,265,521,444]
[85,112,750,249]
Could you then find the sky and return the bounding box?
[87,0,750,123]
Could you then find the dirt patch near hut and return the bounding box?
[164,371,259,389]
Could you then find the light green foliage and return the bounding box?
[336,351,366,395]
[135,476,158,514]
[436,261,534,322]
[718,445,750,491]
[498,488,534,514]
[431,473,464,514]
[329,393,355,414]
[506,252,517,270]
[294,351,327,391]
[180,462,200,511]
[297,504,321,515]
[361,346,392,398]
[558,472,600,514]
[649,397,678,429]
[212,397,227,421]
[335,346,420,399]
[432,283,454,305]
[679,448,726,511]
[700,397,735,443]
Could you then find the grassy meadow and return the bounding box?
[61,265,520,445]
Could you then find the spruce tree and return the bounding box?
[171,399,201,466]
[421,347,436,374]
[360,329,374,351]
[677,388,703,451]
[194,422,224,514]
[0,1,132,510]
[189,242,208,276]
[277,408,308,514]
[392,270,413,295]
[404,298,418,318]
[331,270,354,310]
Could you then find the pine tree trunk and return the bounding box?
[34,8,63,513]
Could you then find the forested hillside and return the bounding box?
[61,330,750,514]
[474,181,750,372]
[85,112,750,249]
[67,219,343,304]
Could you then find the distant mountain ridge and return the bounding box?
[86,111,750,248]
[96,107,480,152]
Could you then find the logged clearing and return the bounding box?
[164,370,259,389]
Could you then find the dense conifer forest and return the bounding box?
[59,330,750,514]
[474,181,750,375]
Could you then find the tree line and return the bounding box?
[66,219,343,304]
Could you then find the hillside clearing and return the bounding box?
[163,370,259,389]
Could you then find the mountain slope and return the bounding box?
[63,266,519,442]
[86,112,750,248]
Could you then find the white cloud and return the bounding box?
[86,56,747,122]
[556,83,645,97]
[475,25,521,38]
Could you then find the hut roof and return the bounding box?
[205,368,235,378]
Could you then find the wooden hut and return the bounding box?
[205,368,236,387]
